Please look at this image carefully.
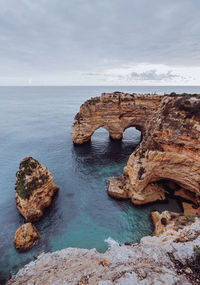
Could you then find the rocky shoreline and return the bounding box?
[7,217,200,284]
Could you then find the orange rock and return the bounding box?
[182,202,200,216]
[99,259,110,267]
[71,92,163,144]
[14,223,40,251]
[151,211,194,237]
[15,157,59,222]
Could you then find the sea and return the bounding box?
[0,86,200,283]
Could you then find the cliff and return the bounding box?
[15,157,59,222]
[107,93,200,207]
[71,92,163,144]
[7,216,200,284]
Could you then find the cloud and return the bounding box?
[129,70,180,81]
[0,0,200,85]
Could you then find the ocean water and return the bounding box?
[0,85,200,283]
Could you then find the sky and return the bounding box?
[0,0,200,86]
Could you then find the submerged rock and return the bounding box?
[14,223,40,251]
[8,218,200,284]
[15,157,59,222]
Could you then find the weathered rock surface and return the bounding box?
[15,157,59,222]
[182,202,200,216]
[71,92,163,144]
[8,217,200,284]
[151,210,194,238]
[14,223,40,251]
[107,94,200,206]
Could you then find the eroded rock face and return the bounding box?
[151,211,195,238]
[107,94,200,206]
[182,202,200,216]
[71,92,163,144]
[15,157,59,222]
[8,217,200,284]
[14,223,40,251]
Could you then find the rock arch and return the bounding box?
[71,92,200,214]
[107,94,200,212]
[71,92,164,144]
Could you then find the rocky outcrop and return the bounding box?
[15,157,59,222]
[151,211,195,238]
[7,217,200,284]
[182,202,200,216]
[107,94,200,206]
[14,223,40,251]
[71,92,163,144]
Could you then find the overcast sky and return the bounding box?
[0,0,200,85]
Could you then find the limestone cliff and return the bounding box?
[7,216,200,284]
[107,94,200,206]
[15,157,59,222]
[71,92,163,144]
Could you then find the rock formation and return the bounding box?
[7,216,200,284]
[151,211,195,238]
[182,202,200,216]
[15,157,59,222]
[107,93,200,207]
[71,92,163,144]
[14,223,40,251]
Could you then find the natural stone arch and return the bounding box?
[71,92,163,144]
[122,125,142,143]
[108,94,200,212]
[90,126,110,141]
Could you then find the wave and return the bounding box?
[104,237,119,247]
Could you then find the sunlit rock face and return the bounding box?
[14,223,40,251]
[151,211,195,238]
[71,92,163,144]
[15,157,59,222]
[108,94,200,206]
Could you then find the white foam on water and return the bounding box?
[104,237,119,247]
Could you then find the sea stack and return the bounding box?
[15,157,59,222]
[14,223,40,251]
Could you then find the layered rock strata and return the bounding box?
[71,92,163,144]
[14,223,40,251]
[15,157,59,222]
[8,217,200,285]
[107,94,200,206]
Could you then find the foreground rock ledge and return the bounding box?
[14,223,40,251]
[15,157,59,222]
[7,217,200,285]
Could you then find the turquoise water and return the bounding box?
[1,86,199,283]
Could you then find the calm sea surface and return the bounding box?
[0,86,200,283]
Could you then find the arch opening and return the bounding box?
[91,127,109,143]
[122,126,141,146]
